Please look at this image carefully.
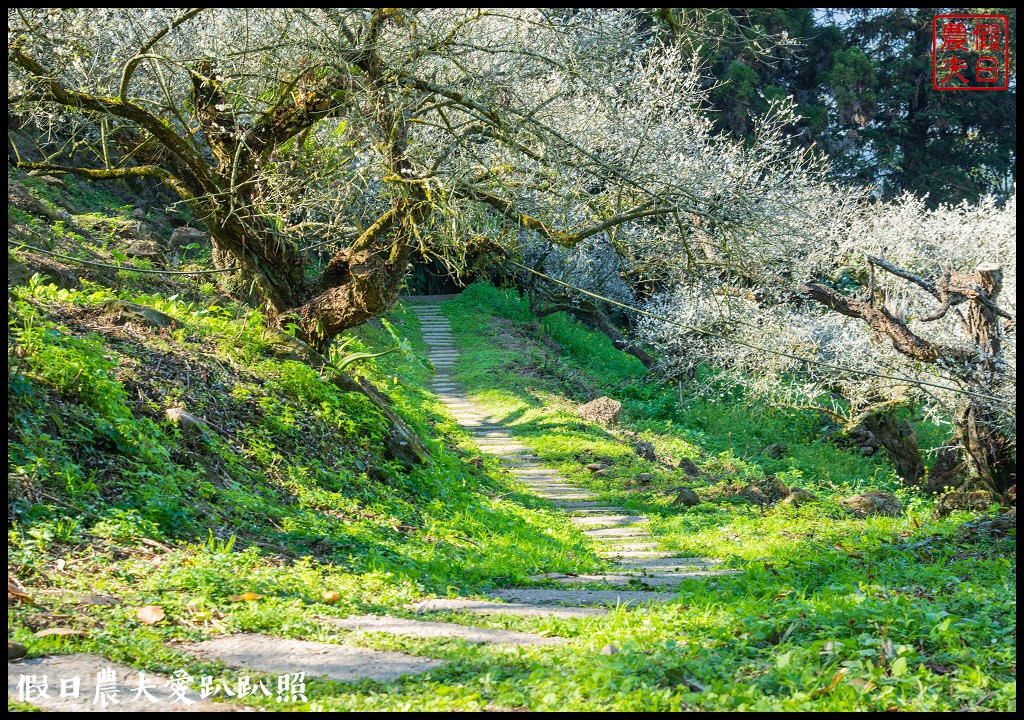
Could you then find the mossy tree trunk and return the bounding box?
[804,261,1013,494]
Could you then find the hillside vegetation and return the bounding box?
[7,174,1015,711]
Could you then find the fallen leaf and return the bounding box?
[847,676,876,691]
[34,628,88,638]
[136,605,166,625]
[227,592,262,602]
[8,577,33,603]
[811,667,849,697]
[322,591,341,603]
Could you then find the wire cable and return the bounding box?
[8,239,241,275]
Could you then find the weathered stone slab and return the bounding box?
[583,527,655,539]
[548,500,611,509]
[590,542,660,552]
[569,515,648,526]
[408,599,607,618]
[611,557,722,571]
[529,570,731,588]
[7,654,248,712]
[486,589,675,607]
[529,486,595,493]
[183,634,441,684]
[326,615,562,645]
[598,549,668,559]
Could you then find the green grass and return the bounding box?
[6,172,1015,712]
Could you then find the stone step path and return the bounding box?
[325,615,564,645]
[409,300,729,610]
[407,599,608,618]
[8,298,724,712]
[183,635,442,683]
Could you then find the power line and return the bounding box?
[8,239,241,276]
[508,259,1012,406]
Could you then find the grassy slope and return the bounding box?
[7,173,1015,711]
[435,283,1015,711]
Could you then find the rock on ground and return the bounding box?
[632,440,656,461]
[935,490,998,517]
[164,408,212,439]
[738,485,770,506]
[839,490,904,518]
[673,488,701,507]
[103,300,182,330]
[676,457,701,476]
[169,227,211,257]
[758,476,791,503]
[577,397,621,426]
[780,487,817,507]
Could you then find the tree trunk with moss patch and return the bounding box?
[862,412,925,486]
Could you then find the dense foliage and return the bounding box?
[656,8,1017,204]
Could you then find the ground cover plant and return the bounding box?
[9,245,1014,708]
[6,6,1015,713]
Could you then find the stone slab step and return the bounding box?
[528,486,589,493]
[597,547,665,557]
[7,654,249,711]
[548,501,615,509]
[535,494,601,501]
[182,634,441,684]
[325,615,562,645]
[569,515,648,526]
[408,599,606,619]
[486,589,676,607]
[583,527,656,539]
[611,557,723,571]
[563,507,629,516]
[529,570,732,588]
